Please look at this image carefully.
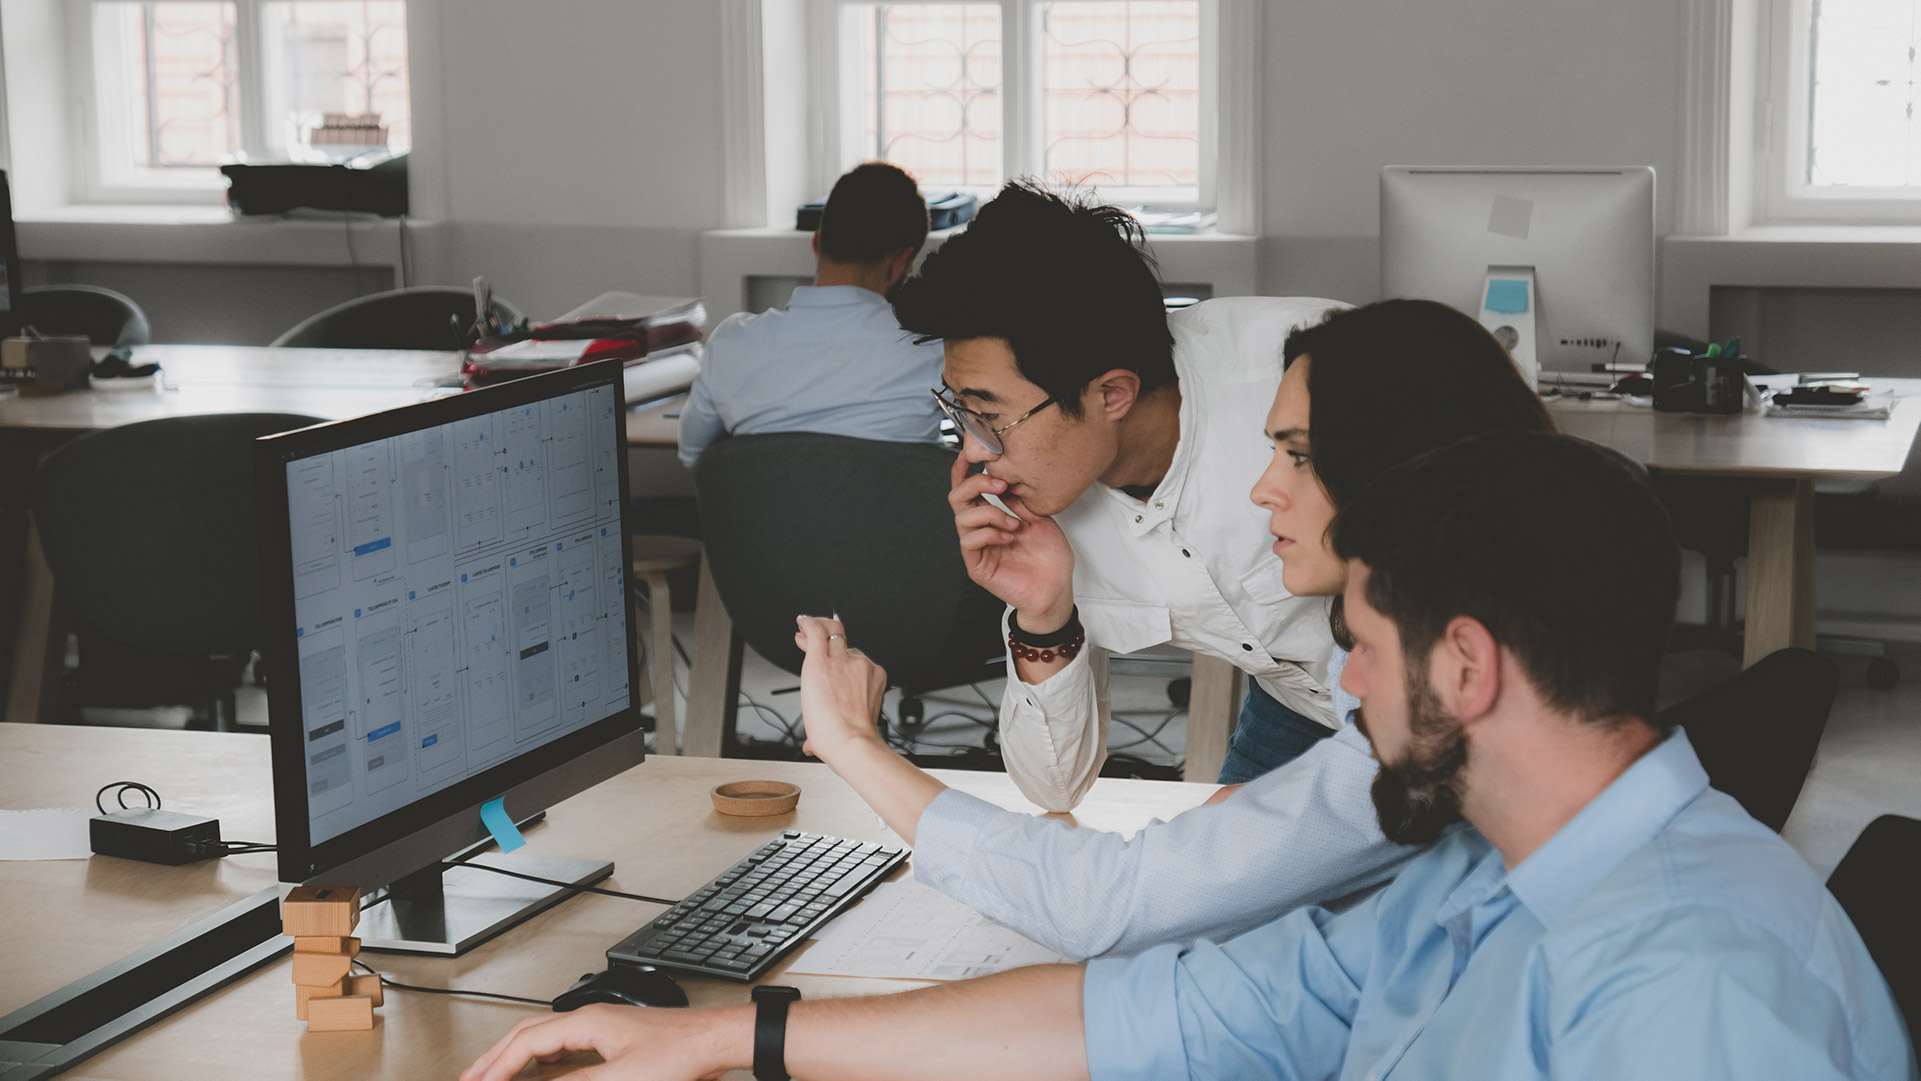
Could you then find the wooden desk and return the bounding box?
[0,722,1211,1080]
[1548,378,1921,666]
[0,345,466,726]
[624,391,686,448]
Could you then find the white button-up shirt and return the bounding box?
[999,296,1349,812]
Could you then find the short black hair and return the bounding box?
[891,181,1174,418]
[817,162,930,265]
[1285,299,1556,510]
[1331,432,1680,726]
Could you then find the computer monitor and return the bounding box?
[1379,166,1655,386]
[0,169,23,338]
[256,360,645,955]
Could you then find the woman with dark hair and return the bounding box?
[791,299,1558,960]
[1221,298,1555,778]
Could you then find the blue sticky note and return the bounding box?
[1486,279,1529,314]
[479,797,526,853]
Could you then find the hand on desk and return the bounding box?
[792,614,948,845]
[462,1002,752,1081]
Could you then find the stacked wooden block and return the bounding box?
[283,885,383,1031]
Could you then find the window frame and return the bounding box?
[1754,0,1921,224]
[61,0,409,205]
[807,0,1219,212]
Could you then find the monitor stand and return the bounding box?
[1478,264,1538,389]
[356,852,614,956]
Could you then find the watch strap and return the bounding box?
[752,985,802,1081]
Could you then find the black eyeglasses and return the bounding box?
[930,388,1057,456]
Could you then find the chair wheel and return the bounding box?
[1867,657,1900,690]
[1167,677,1191,708]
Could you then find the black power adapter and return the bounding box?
[90,807,224,865]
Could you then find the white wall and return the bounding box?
[1256,0,1687,303]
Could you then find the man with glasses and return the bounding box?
[895,181,1346,808]
[677,162,943,469]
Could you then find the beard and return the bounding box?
[1362,672,1468,846]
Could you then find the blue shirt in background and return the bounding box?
[677,285,944,469]
[1082,729,1917,1080]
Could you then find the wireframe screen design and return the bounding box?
[283,380,632,846]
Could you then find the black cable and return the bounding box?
[96,781,160,814]
[445,859,678,907]
[352,959,550,1008]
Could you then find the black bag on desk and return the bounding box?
[1653,347,1754,414]
[220,153,408,217]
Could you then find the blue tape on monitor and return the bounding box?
[479,798,526,853]
[1486,279,1529,314]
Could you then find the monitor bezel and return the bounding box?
[0,169,24,338]
[255,359,645,886]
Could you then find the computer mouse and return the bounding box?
[552,965,689,1011]
[1611,373,1655,396]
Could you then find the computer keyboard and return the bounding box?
[606,831,908,981]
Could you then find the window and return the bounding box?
[75,0,409,201]
[823,0,1213,210]
[1757,0,1921,221]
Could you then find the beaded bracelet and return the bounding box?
[1008,606,1086,664]
[1008,626,1085,664]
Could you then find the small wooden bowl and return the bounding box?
[710,780,801,817]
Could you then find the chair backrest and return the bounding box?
[33,412,324,657]
[21,285,152,346]
[1657,646,1839,832]
[692,432,1003,689]
[1826,814,1920,1033]
[270,286,522,350]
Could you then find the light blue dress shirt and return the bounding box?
[912,649,1425,961]
[676,285,945,468]
[1082,729,1918,1081]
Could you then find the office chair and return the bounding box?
[32,412,323,730]
[1825,814,1920,1032]
[20,284,152,346]
[270,286,522,350]
[692,432,1006,749]
[1657,647,1839,832]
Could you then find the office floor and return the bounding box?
[69,626,1921,878]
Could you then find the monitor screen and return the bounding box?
[259,361,644,885]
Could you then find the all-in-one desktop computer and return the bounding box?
[257,360,646,955]
[1380,166,1656,388]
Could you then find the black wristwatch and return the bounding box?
[751,985,802,1081]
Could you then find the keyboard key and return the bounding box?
[767,904,800,923]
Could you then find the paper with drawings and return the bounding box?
[0,808,94,860]
[785,877,1068,980]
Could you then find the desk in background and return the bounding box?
[0,347,701,727]
[1547,377,1921,666]
[0,722,1212,1081]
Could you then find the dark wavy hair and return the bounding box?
[817,162,930,265]
[891,181,1174,418]
[1332,432,1680,726]
[1285,299,1557,646]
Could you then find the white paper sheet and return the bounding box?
[0,808,95,860]
[785,877,1068,981]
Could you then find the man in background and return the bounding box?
[678,161,942,468]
